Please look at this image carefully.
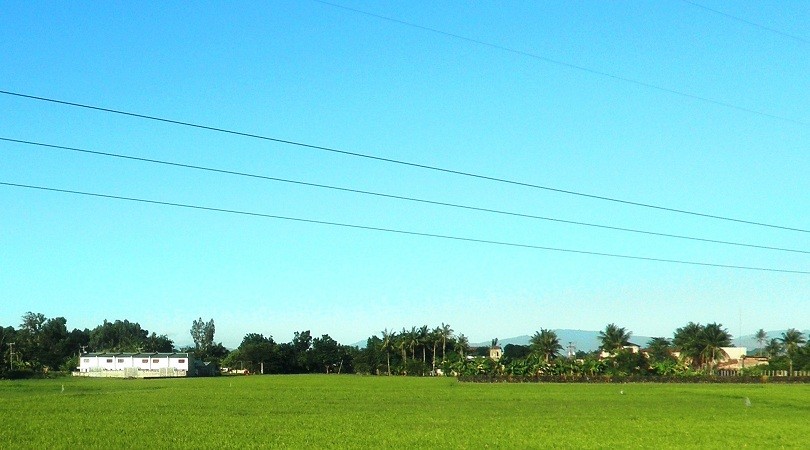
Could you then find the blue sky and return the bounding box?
[1,1,808,348]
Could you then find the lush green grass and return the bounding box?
[1,376,807,448]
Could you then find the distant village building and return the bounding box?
[715,347,768,371]
[599,343,641,359]
[75,352,217,378]
[489,345,502,361]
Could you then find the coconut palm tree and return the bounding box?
[440,323,453,362]
[764,338,782,359]
[754,329,768,356]
[455,333,469,360]
[418,325,429,363]
[396,328,409,372]
[673,322,704,368]
[598,323,631,354]
[430,327,441,373]
[407,326,419,360]
[380,329,394,376]
[698,323,732,374]
[780,328,807,375]
[530,329,563,363]
[645,337,673,364]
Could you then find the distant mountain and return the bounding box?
[733,330,810,353]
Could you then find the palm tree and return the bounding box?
[418,325,429,363]
[645,337,673,363]
[764,338,782,360]
[754,329,768,357]
[380,329,394,376]
[673,322,704,368]
[430,327,441,373]
[780,328,807,375]
[455,333,469,360]
[698,323,732,373]
[599,323,631,354]
[408,326,418,360]
[397,328,409,371]
[440,323,453,362]
[529,329,563,363]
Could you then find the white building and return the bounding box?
[75,352,207,378]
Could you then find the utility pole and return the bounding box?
[7,343,14,371]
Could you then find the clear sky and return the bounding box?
[1,1,808,349]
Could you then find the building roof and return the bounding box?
[83,352,191,358]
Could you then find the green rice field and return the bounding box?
[1,375,807,448]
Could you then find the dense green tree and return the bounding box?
[1,326,17,374]
[353,335,384,375]
[598,323,631,354]
[502,344,531,362]
[38,317,69,370]
[311,334,342,373]
[530,329,563,363]
[143,332,174,353]
[602,349,649,376]
[291,330,314,373]
[645,337,674,364]
[230,333,276,373]
[89,319,149,352]
[190,317,215,358]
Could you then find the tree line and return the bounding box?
[2,312,808,378]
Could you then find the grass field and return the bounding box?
[1,376,808,448]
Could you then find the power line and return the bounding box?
[313,0,809,126]
[3,136,808,255]
[1,181,807,275]
[1,90,807,234]
[681,0,809,44]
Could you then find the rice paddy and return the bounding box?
[1,375,807,448]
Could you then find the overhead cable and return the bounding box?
[1,181,807,275]
[3,136,808,255]
[313,1,809,126]
[1,90,807,234]
[681,0,809,44]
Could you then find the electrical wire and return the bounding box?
[313,1,809,126]
[3,136,808,255]
[681,0,809,44]
[1,90,807,234]
[1,181,807,275]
